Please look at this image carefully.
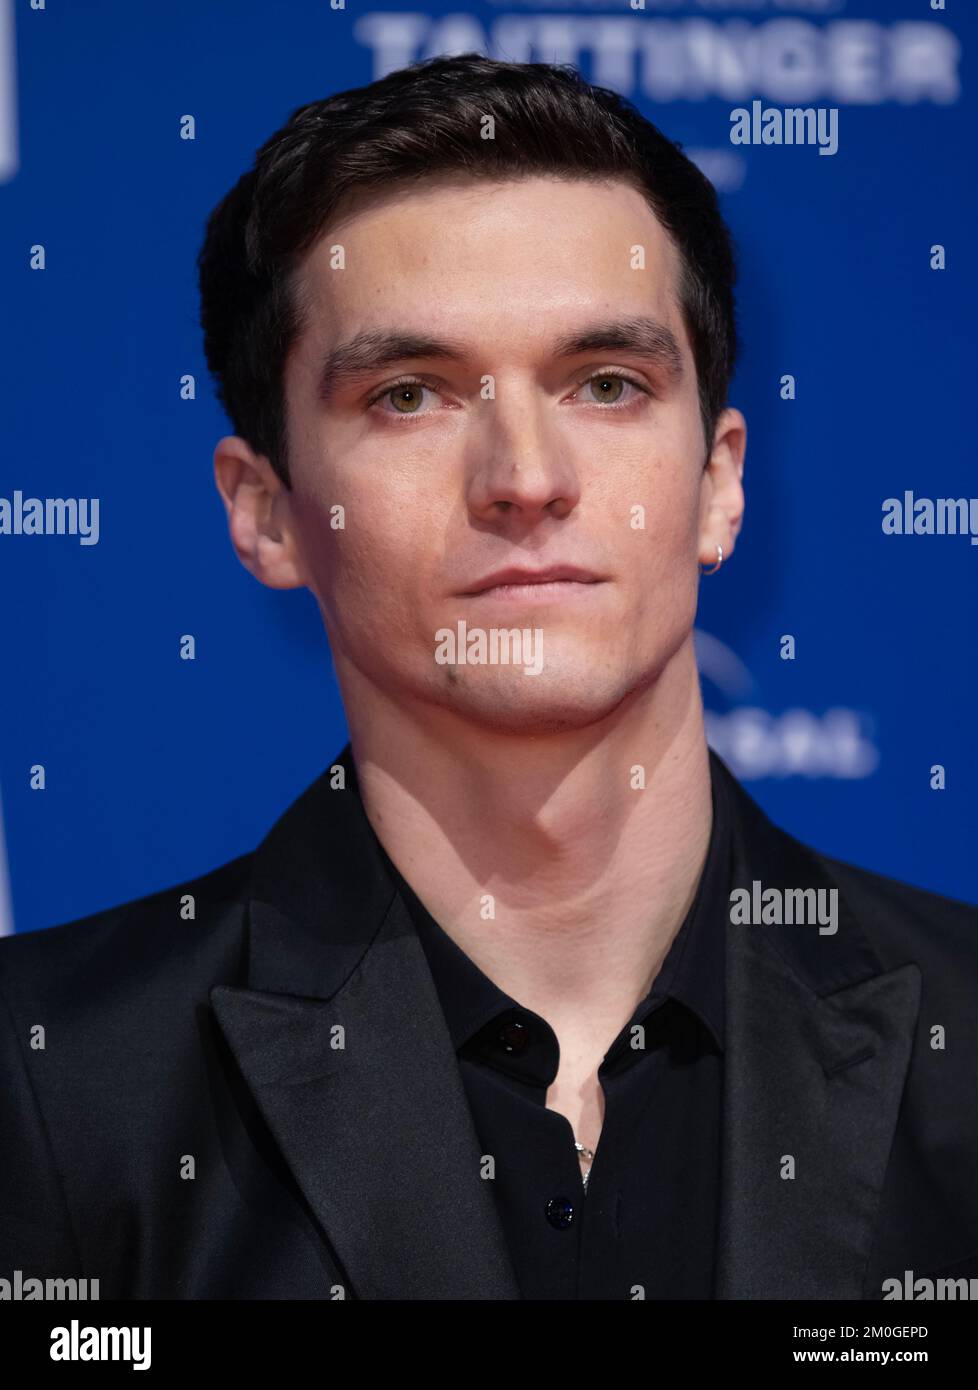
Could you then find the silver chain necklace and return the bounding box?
[574,1141,595,1191]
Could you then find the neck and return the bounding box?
[339,635,713,1044]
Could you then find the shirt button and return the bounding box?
[496,1020,531,1055]
[545,1196,576,1230]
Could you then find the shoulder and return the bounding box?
[716,750,978,976]
[0,851,254,1009]
[813,847,978,978]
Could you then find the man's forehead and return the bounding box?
[290,176,686,372]
[294,173,680,308]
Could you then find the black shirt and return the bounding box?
[380,765,732,1301]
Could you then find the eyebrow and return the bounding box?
[315,316,684,402]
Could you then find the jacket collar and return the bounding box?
[238,745,397,1001]
[713,752,920,1298]
[211,743,919,1300]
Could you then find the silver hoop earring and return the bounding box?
[700,544,723,575]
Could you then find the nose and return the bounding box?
[466,391,582,526]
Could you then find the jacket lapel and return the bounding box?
[210,749,520,1300]
[210,742,921,1300]
[712,760,921,1299]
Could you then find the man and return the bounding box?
[1,55,976,1302]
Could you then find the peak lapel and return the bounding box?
[210,750,520,1300]
[711,756,921,1299]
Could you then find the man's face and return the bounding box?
[278,174,735,734]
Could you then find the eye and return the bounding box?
[368,378,439,416]
[574,372,648,407]
[365,370,650,419]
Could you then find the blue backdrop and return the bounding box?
[1,0,975,936]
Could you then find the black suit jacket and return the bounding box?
[2,746,976,1300]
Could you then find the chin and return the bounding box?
[430,668,638,737]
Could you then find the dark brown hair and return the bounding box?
[198,53,739,486]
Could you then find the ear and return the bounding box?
[698,407,746,567]
[213,435,308,590]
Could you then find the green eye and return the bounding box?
[389,385,425,413]
[588,375,625,403]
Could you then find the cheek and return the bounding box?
[621,457,702,623]
[298,496,426,636]
[622,451,703,561]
